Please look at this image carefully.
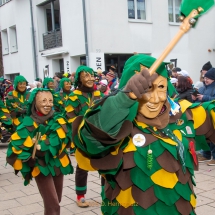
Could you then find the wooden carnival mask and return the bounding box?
[79,71,95,88]
[17,82,27,92]
[47,81,55,90]
[63,81,71,91]
[35,91,53,115]
[138,75,167,118]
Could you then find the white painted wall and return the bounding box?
[1,0,215,84]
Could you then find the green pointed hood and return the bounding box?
[119,54,175,96]
[60,77,71,89]
[14,75,28,90]
[74,65,94,88]
[42,77,54,88]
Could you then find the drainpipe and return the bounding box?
[51,1,55,31]
[82,0,89,66]
[29,0,39,79]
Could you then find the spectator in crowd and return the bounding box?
[171,67,181,78]
[4,80,14,101]
[106,72,118,93]
[97,79,109,95]
[177,69,193,84]
[200,61,212,82]
[193,81,203,91]
[192,67,215,165]
[175,76,193,102]
[53,73,63,92]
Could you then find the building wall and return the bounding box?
[0,0,36,83]
[0,0,215,83]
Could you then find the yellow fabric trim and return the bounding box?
[190,194,196,208]
[135,120,148,129]
[178,100,192,113]
[65,105,74,113]
[33,121,38,128]
[73,90,82,95]
[58,100,63,105]
[75,148,97,171]
[57,118,66,125]
[94,91,101,97]
[71,142,75,148]
[59,142,67,154]
[13,159,22,170]
[59,154,70,167]
[13,118,20,126]
[11,132,21,140]
[111,140,123,155]
[32,166,40,177]
[123,138,137,153]
[173,130,182,141]
[68,117,76,123]
[78,119,85,145]
[153,134,177,146]
[13,90,18,97]
[191,106,206,129]
[116,187,136,208]
[19,95,24,103]
[23,136,34,147]
[69,95,78,101]
[56,127,66,139]
[12,147,22,154]
[151,169,178,188]
[41,134,47,141]
[2,108,9,113]
[1,116,6,119]
[210,109,215,129]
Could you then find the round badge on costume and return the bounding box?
[132,134,146,147]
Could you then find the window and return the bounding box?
[46,9,61,32]
[168,0,182,23]
[128,0,146,20]
[9,26,18,53]
[0,0,11,6]
[1,29,9,55]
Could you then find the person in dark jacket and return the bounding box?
[175,76,193,102]
[192,67,215,165]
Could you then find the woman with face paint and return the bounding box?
[6,88,73,215]
[65,65,104,207]
[71,54,215,215]
[54,77,72,113]
[6,75,30,131]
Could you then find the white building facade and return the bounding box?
[0,0,215,83]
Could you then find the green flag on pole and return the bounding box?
[180,0,215,17]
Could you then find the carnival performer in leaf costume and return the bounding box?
[6,75,30,130]
[65,65,103,207]
[72,54,215,215]
[6,88,73,215]
[0,99,12,142]
[54,77,72,113]
[42,77,55,91]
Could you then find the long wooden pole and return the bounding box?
[129,9,200,99]
[149,9,199,75]
[32,132,41,159]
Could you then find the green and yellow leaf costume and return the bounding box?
[72,54,215,215]
[6,89,73,186]
[6,76,30,128]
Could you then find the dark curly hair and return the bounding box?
[176,76,192,92]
